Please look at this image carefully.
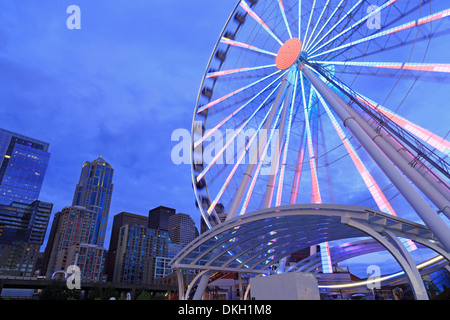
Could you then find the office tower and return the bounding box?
[41,210,62,277]
[104,212,148,282]
[148,206,175,231]
[0,200,53,276]
[72,156,114,246]
[168,213,199,247]
[43,206,98,279]
[113,225,169,285]
[0,129,51,205]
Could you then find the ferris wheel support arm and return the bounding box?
[301,66,450,252]
[276,72,299,206]
[263,82,293,208]
[343,218,428,300]
[227,75,290,220]
[290,126,307,204]
[314,87,417,250]
[319,74,450,220]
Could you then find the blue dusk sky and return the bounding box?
[0,0,237,248]
[0,1,448,278]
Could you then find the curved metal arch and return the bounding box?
[171,204,437,269]
[171,204,445,300]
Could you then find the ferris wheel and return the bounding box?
[190,0,450,272]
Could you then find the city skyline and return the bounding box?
[0,1,237,251]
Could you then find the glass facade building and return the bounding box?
[105,212,148,282]
[168,213,199,247]
[72,156,113,246]
[148,206,175,231]
[113,225,169,285]
[0,129,51,206]
[0,200,53,276]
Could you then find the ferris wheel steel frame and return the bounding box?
[182,0,450,300]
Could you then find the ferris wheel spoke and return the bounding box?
[298,0,302,39]
[308,0,397,56]
[197,69,283,114]
[220,37,278,57]
[311,61,450,75]
[306,0,363,55]
[195,82,283,184]
[355,94,450,155]
[304,0,345,54]
[240,0,284,46]
[303,0,331,52]
[309,7,450,60]
[195,72,286,149]
[277,0,293,39]
[227,76,291,219]
[302,0,317,46]
[206,98,278,217]
[314,65,450,158]
[206,64,277,79]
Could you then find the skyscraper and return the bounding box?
[113,224,169,285]
[0,200,53,276]
[168,213,199,247]
[72,156,114,246]
[43,206,106,281]
[104,212,148,282]
[0,129,51,205]
[148,206,175,231]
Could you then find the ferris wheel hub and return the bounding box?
[276,38,302,70]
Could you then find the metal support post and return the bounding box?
[193,270,212,300]
[228,75,290,220]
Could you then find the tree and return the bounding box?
[39,280,81,300]
[136,290,151,300]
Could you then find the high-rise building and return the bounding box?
[63,243,106,283]
[148,206,175,231]
[104,212,148,282]
[113,225,169,285]
[72,156,113,246]
[0,129,51,205]
[168,213,199,247]
[43,206,98,279]
[0,200,53,276]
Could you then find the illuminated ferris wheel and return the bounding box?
[185,0,450,297]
